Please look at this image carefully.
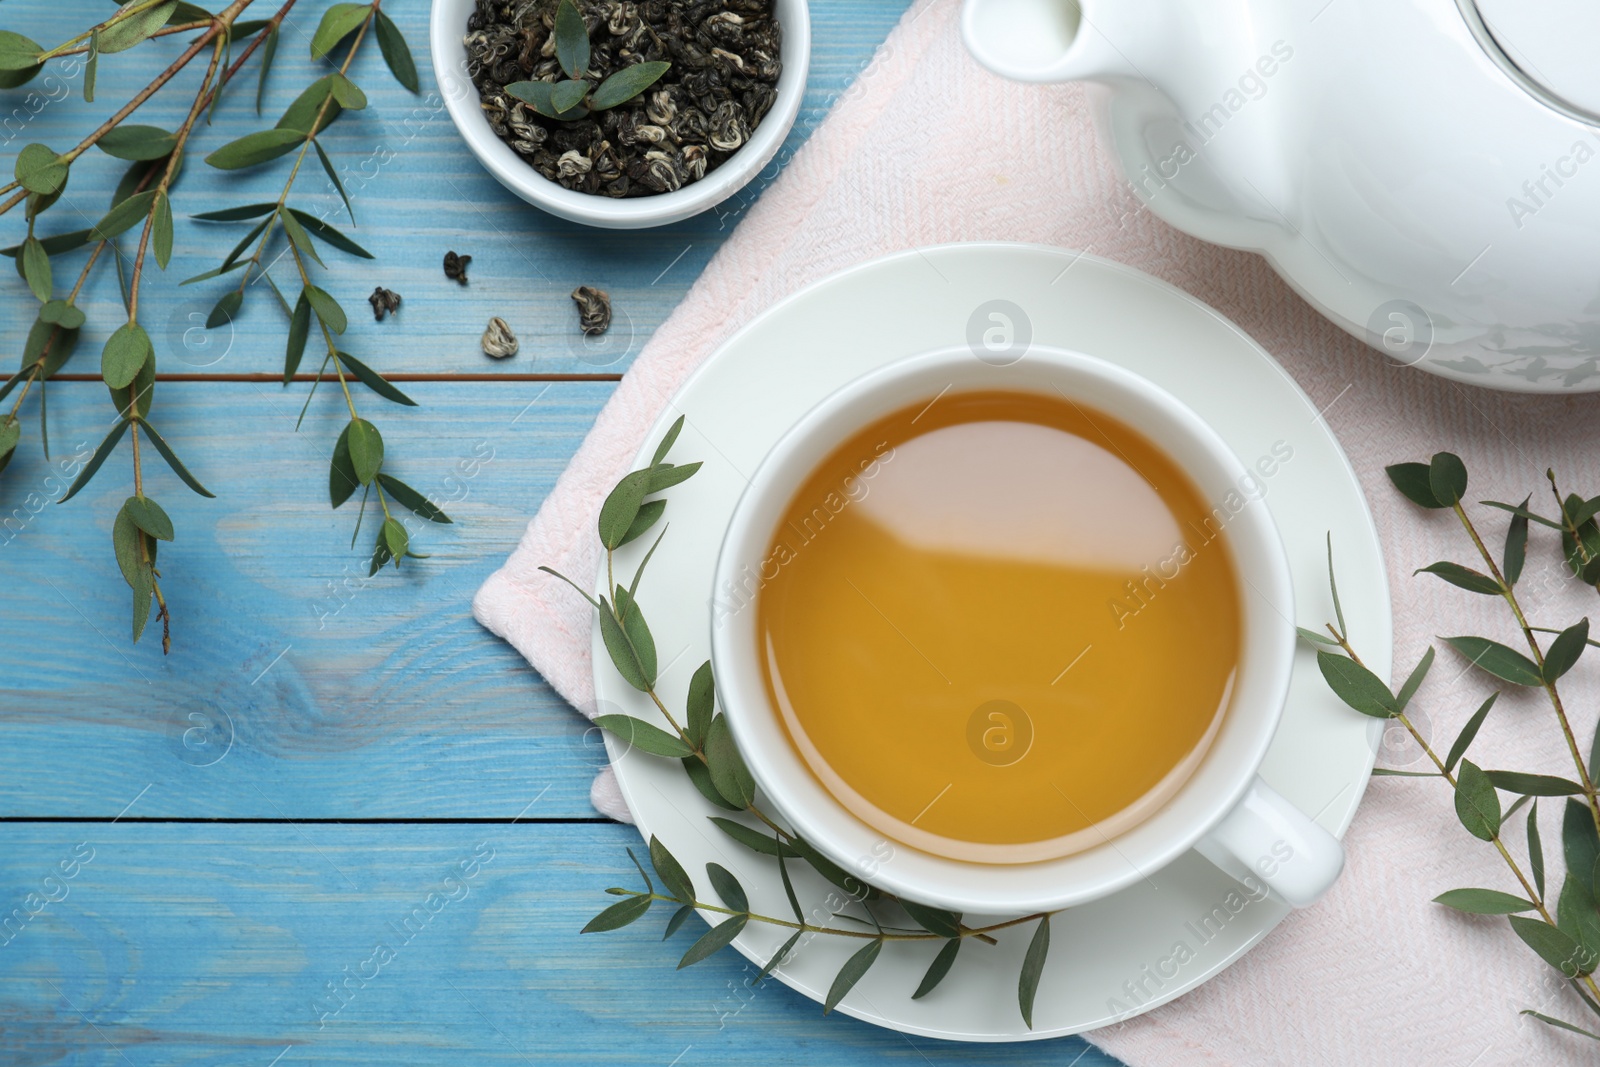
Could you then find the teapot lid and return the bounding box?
[1465,0,1600,124]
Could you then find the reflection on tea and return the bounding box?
[756,391,1244,863]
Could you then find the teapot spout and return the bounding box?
[962,0,1141,84]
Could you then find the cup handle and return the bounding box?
[1193,777,1344,908]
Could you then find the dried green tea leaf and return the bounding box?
[824,938,882,1014]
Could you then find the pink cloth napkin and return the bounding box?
[474,0,1600,1060]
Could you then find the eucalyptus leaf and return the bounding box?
[1416,561,1500,596]
[1296,626,1339,646]
[208,289,242,330]
[20,237,50,302]
[591,61,672,110]
[192,202,278,223]
[287,208,372,258]
[596,596,649,691]
[284,290,311,381]
[152,191,173,269]
[593,713,690,758]
[338,351,415,406]
[900,900,962,939]
[1394,646,1434,712]
[648,835,693,901]
[1386,462,1445,509]
[1510,914,1598,977]
[99,0,178,53]
[652,415,685,466]
[1443,635,1543,687]
[97,125,179,161]
[646,461,702,493]
[705,862,747,913]
[682,756,741,810]
[279,206,323,267]
[14,144,66,196]
[329,421,360,507]
[304,285,346,334]
[39,300,84,330]
[686,659,714,748]
[553,0,590,79]
[1432,887,1536,914]
[310,2,369,59]
[328,71,367,110]
[790,834,874,901]
[1530,800,1546,899]
[1482,499,1562,529]
[824,938,882,1014]
[709,817,797,858]
[373,10,418,92]
[1483,771,1585,796]
[204,127,302,169]
[1315,650,1396,718]
[551,78,591,114]
[1521,1011,1600,1042]
[59,418,130,502]
[123,495,174,541]
[1544,619,1589,684]
[277,76,341,136]
[662,904,695,940]
[381,517,408,563]
[1453,759,1501,842]
[136,417,213,497]
[256,22,279,113]
[1428,451,1468,506]
[755,930,802,985]
[1566,799,1600,898]
[0,415,19,474]
[0,30,42,73]
[1445,692,1498,773]
[91,190,158,242]
[705,714,756,809]
[598,468,650,549]
[376,473,450,523]
[101,322,152,390]
[912,938,962,1000]
[312,139,354,222]
[1,229,90,259]
[1504,495,1531,584]
[1018,914,1051,1029]
[580,893,651,933]
[345,418,383,484]
[677,913,746,969]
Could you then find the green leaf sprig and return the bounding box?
[1312,452,1600,1040]
[1,0,439,650]
[547,417,1057,1028]
[502,0,669,122]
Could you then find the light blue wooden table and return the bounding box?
[0,2,1127,1062]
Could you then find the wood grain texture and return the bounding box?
[0,822,1120,1065]
[0,0,914,378]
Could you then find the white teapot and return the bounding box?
[963,0,1600,392]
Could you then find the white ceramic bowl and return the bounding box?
[429,0,810,228]
[710,345,1345,913]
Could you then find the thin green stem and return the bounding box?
[615,889,1047,943]
[1451,502,1600,836]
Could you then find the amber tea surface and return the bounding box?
[755,391,1243,863]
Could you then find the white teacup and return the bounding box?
[710,346,1344,914]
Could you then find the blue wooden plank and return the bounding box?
[0,0,916,377]
[0,380,617,819]
[0,821,1123,1065]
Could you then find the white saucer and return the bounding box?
[593,243,1392,1042]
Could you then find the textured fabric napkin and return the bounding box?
[474,0,1600,1060]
